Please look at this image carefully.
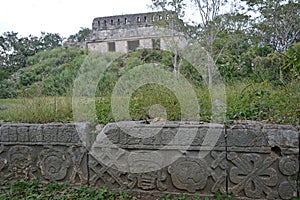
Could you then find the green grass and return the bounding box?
[226,80,300,124]
[1,179,300,200]
[0,80,299,125]
[0,47,298,125]
[0,179,237,200]
[0,96,73,123]
[0,179,136,200]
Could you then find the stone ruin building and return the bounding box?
[86,11,184,53]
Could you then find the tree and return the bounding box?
[243,0,300,82]
[243,0,300,51]
[0,32,63,74]
[67,27,91,43]
[151,0,188,79]
[39,32,63,50]
[151,0,253,85]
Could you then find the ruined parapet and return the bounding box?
[87,12,185,53]
[91,12,167,31]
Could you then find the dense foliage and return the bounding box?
[0,47,87,98]
[152,0,300,84]
[0,32,63,75]
[0,0,299,124]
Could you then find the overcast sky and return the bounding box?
[0,0,154,38]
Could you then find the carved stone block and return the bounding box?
[0,123,89,185]
[0,122,298,199]
[227,122,299,199]
[88,121,226,196]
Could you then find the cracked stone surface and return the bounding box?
[0,121,298,199]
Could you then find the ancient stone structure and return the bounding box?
[87,12,185,53]
[0,121,299,199]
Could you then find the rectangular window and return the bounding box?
[127,40,140,51]
[108,42,116,52]
[152,39,161,50]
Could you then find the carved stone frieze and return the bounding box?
[0,122,298,199]
[68,147,88,184]
[228,152,278,199]
[168,157,209,193]
[127,151,167,191]
[0,144,6,173]
[5,146,37,180]
[210,151,227,194]
[277,156,298,199]
[37,147,71,182]
[88,155,127,189]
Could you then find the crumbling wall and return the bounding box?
[87,12,184,53]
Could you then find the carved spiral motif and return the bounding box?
[38,149,70,181]
[279,157,298,176]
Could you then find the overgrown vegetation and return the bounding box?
[0,47,87,98]
[0,0,299,125]
[0,47,299,125]
[0,97,72,123]
[0,179,237,200]
[2,179,298,199]
[0,179,136,200]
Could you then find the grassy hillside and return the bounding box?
[0,47,87,98]
[0,47,299,125]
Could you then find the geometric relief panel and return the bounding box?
[0,122,299,200]
[166,151,227,196]
[227,153,298,200]
[0,145,88,185]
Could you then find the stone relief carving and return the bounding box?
[0,123,298,199]
[5,146,37,180]
[279,156,298,176]
[38,147,70,182]
[68,146,87,184]
[91,133,128,171]
[168,157,209,192]
[0,144,7,173]
[278,156,298,200]
[89,156,127,189]
[127,151,167,191]
[228,153,278,199]
[210,151,226,194]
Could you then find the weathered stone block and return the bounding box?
[88,121,226,197]
[227,122,299,199]
[0,121,298,199]
[0,123,89,185]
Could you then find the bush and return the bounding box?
[0,47,87,98]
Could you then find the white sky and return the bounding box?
[0,0,238,39]
[0,0,154,38]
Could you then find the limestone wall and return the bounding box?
[91,12,169,31]
[0,121,299,199]
[87,26,185,53]
[87,12,185,53]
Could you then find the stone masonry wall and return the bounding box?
[0,121,299,199]
[87,12,185,53]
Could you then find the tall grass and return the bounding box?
[226,80,300,124]
[0,80,299,124]
[0,96,72,123]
